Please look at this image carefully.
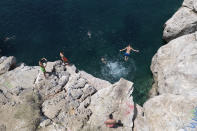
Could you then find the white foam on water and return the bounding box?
[101,59,136,81]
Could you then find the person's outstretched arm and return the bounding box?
[41,58,47,61]
[131,47,139,52]
[120,47,126,52]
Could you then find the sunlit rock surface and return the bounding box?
[163,0,197,42]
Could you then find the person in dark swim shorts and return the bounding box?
[120,44,139,61]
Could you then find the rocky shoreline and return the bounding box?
[0,0,197,130]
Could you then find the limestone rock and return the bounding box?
[163,6,197,42]
[142,94,197,131]
[87,78,134,131]
[133,104,149,131]
[151,32,197,96]
[66,64,77,75]
[58,73,70,87]
[80,70,112,90]
[65,74,86,89]
[69,89,83,100]
[81,84,97,101]
[39,119,52,127]
[42,91,67,119]
[0,92,8,105]
[0,64,39,91]
[0,90,41,131]
[0,56,16,75]
[183,0,194,9]
[0,58,136,131]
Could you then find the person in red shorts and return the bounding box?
[60,52,69,65]
[104,114,117,128]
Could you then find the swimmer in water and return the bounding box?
[87,31,91,38]
[4,35,16,42]
[101,57,107,64]
[120,44,139,61]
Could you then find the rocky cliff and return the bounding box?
[0,59,137,131]
[1,0,197,131]
[141,0,197,131]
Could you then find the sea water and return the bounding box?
[0,0,183,105]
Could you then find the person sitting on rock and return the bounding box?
[60,52,69,65]
[104,114,117,128]
[39,58,47,78]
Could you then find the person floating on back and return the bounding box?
[39,58,47,78]
[120,44,139,61]
[60,52,69,65]
[104,114,117,128]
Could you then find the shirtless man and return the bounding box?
[104,114,117,128]
[60,52,69,65]
[120,44,139,61]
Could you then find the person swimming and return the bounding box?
[101,57,107,64]
[87,31,91,38]
[4,35,16,42]
[120,44,139,61]
[39,58,47,78]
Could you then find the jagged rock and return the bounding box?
[69,89,83,100]
[163,0,197,42]
[183,0,194,9]
[80,70,112,90]
[81,84,97,101]
[141,94,197,131]
[58,74,70,87]
[133,104,149,131]
[39,119,52,127]
[87,78,134,131]
[80,96,91,108]
[0,124,6,131]
[9,86,24,96]
[151,32,197,96]
[66,64,77,75]
[0,58,135,131]
[42,91,67,119]
[45,61,56,73]
[0,56,16,75]
[65,74,86,89]
[0,90,41,131]
[0,64,39,91]
[0,92,8,105]
[69,100,80,109]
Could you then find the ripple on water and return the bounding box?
[101,58,136,82]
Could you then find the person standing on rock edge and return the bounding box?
[60,52,69,65]
[39,58,47,78]
[120,44,139,61]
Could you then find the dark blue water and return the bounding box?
[0,0,182,105]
